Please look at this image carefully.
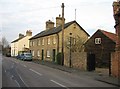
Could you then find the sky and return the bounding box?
[0,0,116,44]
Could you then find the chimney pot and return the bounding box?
[46,20,54,30]
[26,30,32,36]
[56,14,65,27]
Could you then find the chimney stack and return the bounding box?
[113,1,120,15]
[19,33,24,38]
[46,20,54,30]
[26,30,32,36]
[56,14,65,27]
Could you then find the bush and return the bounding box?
[56,52,63,65]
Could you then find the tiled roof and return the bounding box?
[11,36,25,43]
[100,30,116,43]
[29,20,89,40]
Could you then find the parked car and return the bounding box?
[6,53,11,57]
[16,52,32,61]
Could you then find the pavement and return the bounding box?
[33,59,120,87]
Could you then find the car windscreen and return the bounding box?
[24,53,32,56]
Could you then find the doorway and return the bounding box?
[87,53,95,71]
[41,49,44,61]
[53,49,56,62]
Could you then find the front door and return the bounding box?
[53,49,56,62]
[87,53,95,71]
[42,49,44,61]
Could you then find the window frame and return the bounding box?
[53,36,56,44]
[37,50,40,57]
[95,38,101,44]
[32,51,34,56]
[46,50,50,57]
[47,37,50,45]
[42,38,44,45]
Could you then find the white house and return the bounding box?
[11,30,32,56]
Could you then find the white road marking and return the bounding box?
[14,80,20,87]
[50,80,66,87]
[29,69,42,76]
[10,75,14,80]
[23,65,27,68]
[14,61,19,64]
[21,64,27,68]
[18,73,29,87]
[15,68,29,87]
[11,60,19,64]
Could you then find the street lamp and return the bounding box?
[69,33,72,68]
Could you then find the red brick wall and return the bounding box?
[111,52,120,77]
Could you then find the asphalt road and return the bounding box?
[2,56,116,88]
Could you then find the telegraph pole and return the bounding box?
[75,9,76,21]
[61,3,65,66]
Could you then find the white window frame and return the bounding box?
[32,51,34,56]
[47,37,50,45]
[95,38,101,44]
[46,50,50,57]
[42,38,44,45]
[37,39,40,46]
[30,41,32,46]
[37,50,40,57]
[32,41,34,46]
[53,36,56,44]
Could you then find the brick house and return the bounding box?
[29,15,89,69]
[85,29,116,75]
[11,30,32,56]
[112,1,120,78]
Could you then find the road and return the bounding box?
[2,56,116,88]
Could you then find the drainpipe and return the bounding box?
[57,33,59,54]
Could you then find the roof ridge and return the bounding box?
[99,29,116,42]
[11,36,25,43]
[29,21,76,40]
[99,29,115,35]
[29,20,89,40]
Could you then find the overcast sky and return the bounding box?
[0,0,116,43]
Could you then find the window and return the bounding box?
[38,39,41,46]
[32,41,34,46]
[37,50,40,56]
[53,36,56,44]
[47,37,50,45]
[73,38,76,45]
[42,38,44,45]
[95,38,101,44]
[46,50,50,57]
[32,51,34,56]
[30,41,32,46]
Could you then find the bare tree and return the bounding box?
[65,35,86,52]
[2,36,9,48]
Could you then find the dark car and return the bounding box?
[6,53,11,57]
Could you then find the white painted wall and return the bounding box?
[11,35,32,56]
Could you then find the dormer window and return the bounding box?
[95,38,101,44]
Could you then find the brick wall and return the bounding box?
[111,52,120,77]
[64,50,87,70]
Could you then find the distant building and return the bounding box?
[85,29,116,74]
[29,15,89,69]
[11,30,32,56]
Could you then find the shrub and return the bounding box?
[56,52,63,65]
